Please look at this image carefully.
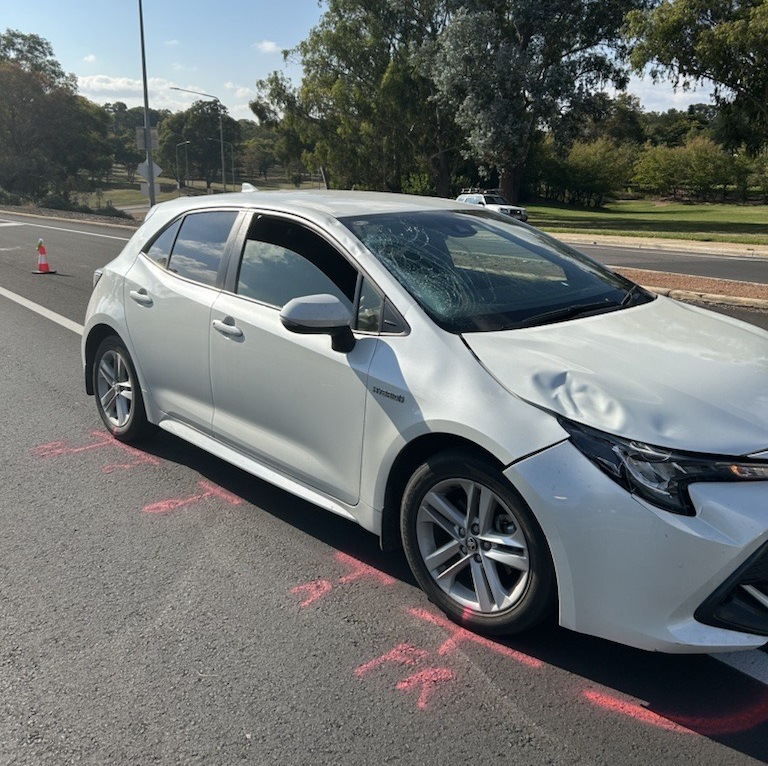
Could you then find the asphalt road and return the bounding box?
[1,211,768,765]
[578,241,768,285]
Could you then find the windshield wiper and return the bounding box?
[503,300,623,330]
[620,284,651,307]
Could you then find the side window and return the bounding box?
[236,216,357,309]
[145,218,182,268]
[166,211,238,287]
[356,278,385,332]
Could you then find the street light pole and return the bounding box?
[170,86,227,192]
[138,0,156,206]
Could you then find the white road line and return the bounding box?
[712,650,768,685]
[0,285,83,335]
[0,218,130,241]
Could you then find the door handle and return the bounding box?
[212,317,243,338]
[129,288,153,306]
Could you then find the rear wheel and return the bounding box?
[401,451,556,635]
[93,336,153,443]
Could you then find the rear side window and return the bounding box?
[145,218,181,268]
[144,211,238,287]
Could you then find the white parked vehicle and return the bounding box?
[83,189,768,653]
[456,188,528,221]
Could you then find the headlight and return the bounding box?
[559,418,768,515]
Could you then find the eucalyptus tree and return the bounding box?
[626,0,768,152]
[0,29,111,197]
[0,29,74,88]
[431,0,650,202]
[252,0,463,196]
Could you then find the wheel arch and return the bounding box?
[380,433,504,553]
[84,323,124,395]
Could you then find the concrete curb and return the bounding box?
[645,286,768,311]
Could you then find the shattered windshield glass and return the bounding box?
[341,209,651,333]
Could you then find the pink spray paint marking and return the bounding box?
[32,430,161,473]
[291,553,397,608]
[583,690,693,735]
[396,667,457,710]
[142,480,243,514]
[335,551,397,586]
[291,580,334,608]
[355,644,453,711]
[354,643,429,677]
[587,687,768,737]
[407,607,543,668]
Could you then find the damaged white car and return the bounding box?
[82,190,768,653]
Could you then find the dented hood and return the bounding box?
[463,297,768,456]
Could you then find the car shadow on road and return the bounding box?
[140,428,768,762]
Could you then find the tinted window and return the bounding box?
[236,217,357,309]
[145,218,182,268]
[166,211,238,287]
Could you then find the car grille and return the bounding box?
[695,542,768,637]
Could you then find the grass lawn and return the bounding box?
[528,199,768,246]
[89,176,768,247]
[96,174,308,209]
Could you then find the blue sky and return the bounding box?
[4,1,713,121]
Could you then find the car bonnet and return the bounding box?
[462,297,768,456]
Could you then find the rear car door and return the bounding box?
[124,209,240,431]
[209,213,378,505]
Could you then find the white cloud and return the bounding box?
[83,54,96,64]
[165,39,180,46]
[625,74,715,113]
[78,75,143,96]
[253,40,281,54]
[224,81,254,99]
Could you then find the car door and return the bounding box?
[124,209,240,431]
[209,214,378,505]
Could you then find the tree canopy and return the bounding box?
[157,101,240,190]
[0,29,74,89]
[626,0,768,147]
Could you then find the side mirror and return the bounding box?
[280,294,356,353]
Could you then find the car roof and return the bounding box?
[149,189,464,222]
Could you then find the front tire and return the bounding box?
[401,451,556,635]
[93,336,152,443]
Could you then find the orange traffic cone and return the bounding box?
[33,238,56,274]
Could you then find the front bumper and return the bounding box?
[505,440,768,653]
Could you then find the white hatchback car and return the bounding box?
[83,190,768,653]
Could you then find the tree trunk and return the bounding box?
[499,167,523,204]
[433,151,452,198]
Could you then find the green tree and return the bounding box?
[680,134,732,200]
[158,101,240,191]
[627,0,768,150]
[431,0,647,203]
[253,0,464,196]
[0,30,114,198]
[564,138,636,206]
[641,105,714,147]
[0,28,74,88]
[632,143,685,196]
